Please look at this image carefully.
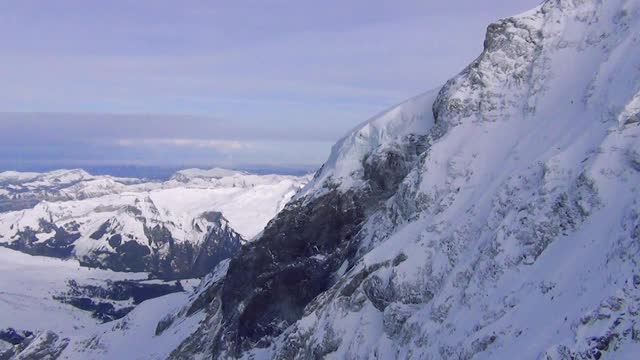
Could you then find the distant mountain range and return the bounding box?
[0,164,317,181]
[0,168,310,279]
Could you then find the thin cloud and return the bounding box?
[116,138,254,151]
[0,0,542,169]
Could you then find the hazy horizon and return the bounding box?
[1,0,540,168]
[0,162,317,179]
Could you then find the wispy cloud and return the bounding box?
[0,0,540,117]
[0,0,541,169]
[115,138,254,151]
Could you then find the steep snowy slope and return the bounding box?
[301,88,438,196]
[0,169,309,278]
[108,0,640,358]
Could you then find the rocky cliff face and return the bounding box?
[152,0,640,358]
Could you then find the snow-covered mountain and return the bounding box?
[0,169,147,212]
[0,169,309,279]
[0,168,308,213]
[5,0,640,358]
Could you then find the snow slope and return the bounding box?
[0,169,145,212]
[0,247,147,335]
[0,168,309,214]
[300,89,438,196]
[0,246,201,360]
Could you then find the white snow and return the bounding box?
[0,168,310,261]
[60,292,204,360]
[0,247,147,335]
[298,88,438,197]
[0,246,205,359]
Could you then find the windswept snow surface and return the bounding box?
[0,247,147,335]
[299,88,438,197]
[0,247,202,360]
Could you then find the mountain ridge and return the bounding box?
[0,168,309,279]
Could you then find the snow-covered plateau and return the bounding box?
[4,0,640,358]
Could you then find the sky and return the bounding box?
[0,0,541,171]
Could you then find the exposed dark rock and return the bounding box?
[2,201,244,280]
[10,331,68,360]
[383,303,414,338]
[215,190,365,354]
[0,198,40,213]
[145,224,174,247]
[108,234,122,248]
[155,315,175,336]
[144,212,243,280]
[64,297,134,323]
[79,215,243,280]
[340,262,387,298]
[80,240,152,273]
[0,328,33,346]
[194,136,428,357]
[362,275,394,311]
[54,279,184,322]
[90,220,112,240]
[471,335,498,354]
[0,330,69,360]
[0,220,79,258]
[393,253,408,266]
